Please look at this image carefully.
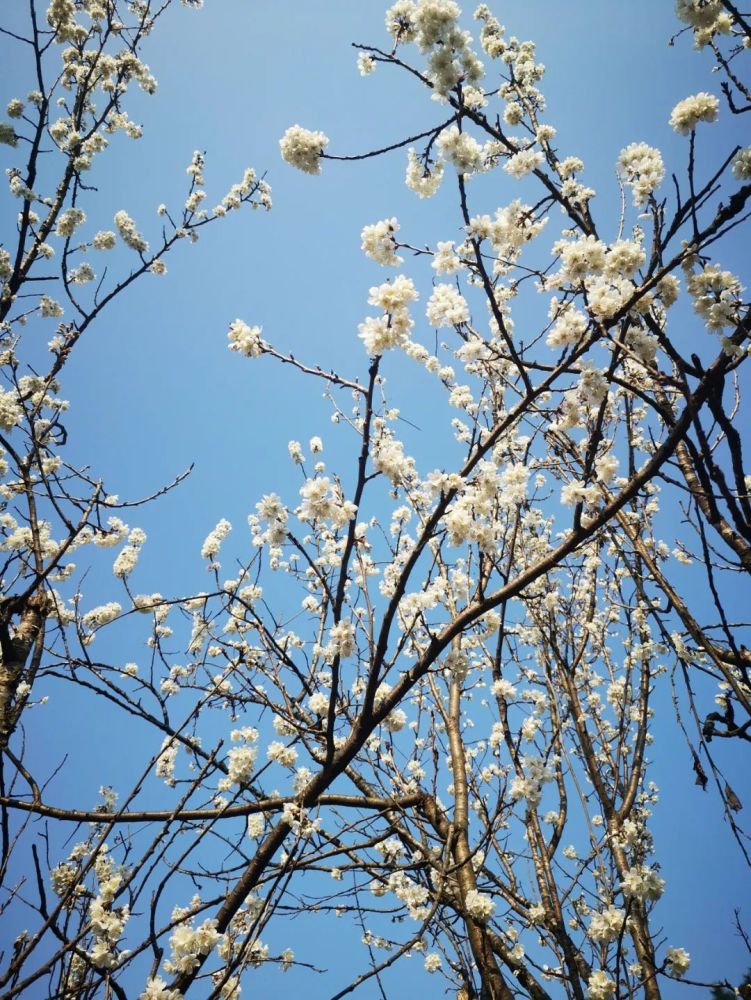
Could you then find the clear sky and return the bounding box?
[2,1,750,996]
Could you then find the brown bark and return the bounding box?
[0,592,51,749]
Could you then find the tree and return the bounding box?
[0,1,750,998]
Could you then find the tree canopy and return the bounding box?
[0,2,750,999]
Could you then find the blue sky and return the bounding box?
[2,1,750,996]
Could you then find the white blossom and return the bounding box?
[406,148,444,197]
[588,906,625,943]
[227,745,258,785]
[732,147,751,180]
[587,971,616,1000]
[114,210,148,252]
[665,947,691,978]
[228,319,265,357]
[504,148,543,178]
[426,284,469,327]
[618,142,665,205]
[357,52,376,75]
[437,125,484,174]
[669,92,719,134]
[361,218,402,266]
[201,519,231,561]
[279,125,329,175]
[464,888,495,923]
[620,864,665,901]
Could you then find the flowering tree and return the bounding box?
[1,2,750,999]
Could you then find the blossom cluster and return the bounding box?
[279,125,329,174]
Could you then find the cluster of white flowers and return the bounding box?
[546,303,589,348]
[140,977,183,1000]
[675,0,724,29]
[227,744,258,786]
[405,148,444,197]
[620,864,665,901]
[372,870,432,920]
[359,275,419,354]
[308,691,330,716]
[156,738,179,787]
[0,386,23,432]
[595,453,619,484]
[424,952,442,973]
[426,283,470,327]
[329,618,356,658]
[373,434,416,485]
[370,682,406,731]
[361,218,402,266]
[216,165,272,214]
[685,263,743,331]
[201,518,231,561]
[69,261,95,284]
[492,677,517,699]
[577,365,609,408]
[587,970,616,1000]
[586,275,636,320]
[437,125,484,174]
[432,240,463,274]
[554,234,607,282]
[40,295,64,317]
[464,888,495,923]
[467,199,547,278]
[588,905,625,942]
[618,142,665,205]
[548,233,653,326]
[441,459,526,546]
[45,0,81,42]
[279,125,329,175]
[509,755,555,806]
[164,911,221,974]
[605,239,646,277]
[669,92,719,134]
[246,813,265,839]
[114,209,149,253]
[281,802,321,837]
[665,946,691,978]
[50,857,81,900]
[298,476,356,527]
[56,207,86,237]
[93,230,117,250]
[8,169,35,200]
[675,0,733,45]
[504,148,543,179]
[385,0,485,94]
[560,480,598,507]
[267,741,298,767]
[357,52,376,75]
[252,491,288,547]
[113,527,146,578]
[0,246,11,289]
[499,462,530,506]
[227,319,265,357]
[733,147,751,180]
[369,277,420,316]
[88,894,129,969]
[82,601,122,629]
[444,647,469,677]
[385,0,419,41]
